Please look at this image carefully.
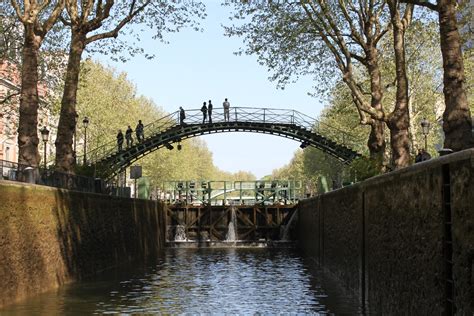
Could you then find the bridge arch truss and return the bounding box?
[88,107,361,178]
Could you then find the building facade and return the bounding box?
[0,61,53,165]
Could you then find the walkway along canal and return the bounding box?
[0,149,472,314]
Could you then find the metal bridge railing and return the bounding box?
[161,179,304,206]
[87,107,359,164]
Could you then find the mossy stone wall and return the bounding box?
[0,182,165,308]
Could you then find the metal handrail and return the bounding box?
[87,107,359,164]
[0,159,98,193]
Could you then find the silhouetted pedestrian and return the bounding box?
[415,148,431,163]
[136,120,144,142]
[117,130,124,152]
[179,107,186,125]
[201,102,207,124]
[125,125,133,148]
[208,100,213,123]
[415,149,423,163]
[223,98,230,121]
[421,149,431,161]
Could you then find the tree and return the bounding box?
[402,0,472,150]
[226,0,417,169]
[3,1,65,167]
[385,0,413,167]
[225,0,388,164]
[55,0,205,173]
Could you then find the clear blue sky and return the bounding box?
[93,1,324,179]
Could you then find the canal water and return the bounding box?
[1,248,361,315]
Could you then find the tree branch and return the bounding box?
[350,52,367,64]
[300,1,347,73]
[82,0,95,25]
[353,94,374,125]
[85,1,150,44]
[339,0,366,50]
[400,0,438,11]
[59,14,72,26]
[401,3,414,29]
[42,0,65,35]
[10,0,26,23]
[0,91,20,104]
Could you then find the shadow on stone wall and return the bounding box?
[298,149,474,315]
[0,181,165,308]
[52,189,166,279]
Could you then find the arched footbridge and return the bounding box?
[88,107,361,178]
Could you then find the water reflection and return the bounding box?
[1,248,361,315]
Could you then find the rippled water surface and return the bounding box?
[2,248,361,315]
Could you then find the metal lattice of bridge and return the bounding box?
[161,180,304,206]
[87,107,361,178]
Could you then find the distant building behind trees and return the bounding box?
[0,62,54,164]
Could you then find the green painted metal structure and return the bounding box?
[161,180,303,205]
[87,107,361,178]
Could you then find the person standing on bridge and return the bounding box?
[117,130,124,152]
[208,100,213,123]
[223,98,230,121]
[125,125,134,148]
[179,107,186,125]
[201,102,207,124]
[136,120,144,142]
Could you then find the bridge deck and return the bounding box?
[86,107,361,178]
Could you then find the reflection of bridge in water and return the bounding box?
[87,107,361,180]
[163,180,302,243]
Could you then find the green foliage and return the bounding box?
[73,60,256,184]
[80,1,206,62]
[349,157,381,181]
[74,164,95,177]
[464,48,473,111]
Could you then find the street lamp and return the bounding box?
[420,117,430,151]
[82,116,89,165]
[73,113,78,164]
[40,126,49,170]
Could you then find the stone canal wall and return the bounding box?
[0,182,166,308]
[298,149,474,314]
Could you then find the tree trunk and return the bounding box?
[438,0,472,150]
[55,31,86,173]
[17,25,41,168]
[367,121,386,159]
[388,1,412,169]
[366,47,387,164]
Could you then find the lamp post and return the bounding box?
[40,126,49,170]
[83,116,89,165]
[420,117,430,151]
[74,113,78,164]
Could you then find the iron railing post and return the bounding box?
[263,108,266,123]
